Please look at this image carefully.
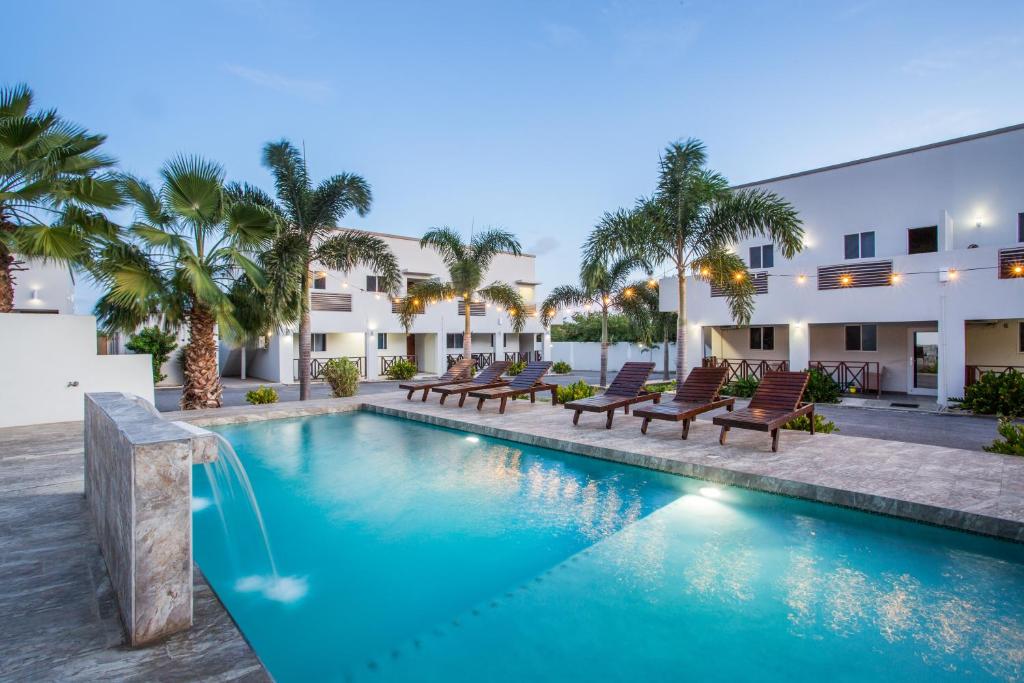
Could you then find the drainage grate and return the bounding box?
[889,402,919,408]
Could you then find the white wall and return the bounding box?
[966,320,1024,365]
[551,342,677,375]
[0,314,154,428]
[9,258,75,314]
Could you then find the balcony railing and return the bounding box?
[711,272,768,297]
[997,246,1024,279]
[380,355,416,375]
[965,365,1024,387]
[446,352,494,370]
[818,260,893,290]
[704,357,789,382]
[505,350,542,363]
[293,356,366,381]
[309,292,353,311]
[809,360,882,397]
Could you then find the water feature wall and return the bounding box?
[83,392,218,646]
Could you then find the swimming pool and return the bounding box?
[194,411,1024,682]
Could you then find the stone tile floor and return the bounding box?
[0,421,268,682]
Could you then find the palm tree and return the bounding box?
[616,280,677,381]
[540,255,648,387]
[259,140,401,400]
[0,83,122,311]
[398,227,526,364]
[91,156,278,409]
[585,138,803,381]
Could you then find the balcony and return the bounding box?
[293,356,366,380]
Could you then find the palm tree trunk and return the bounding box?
[600,307,609,387]
[675,271,687,383]
[663,324,670,381]
[0,252,14,313]
[463,304,472,363]
[298,274,312,401]
[181,302,222,410]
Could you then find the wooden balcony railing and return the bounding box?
[705,358,789,382]
[505,350,542,363]
[456,301,487,316]
[294,356,366,380]
[446,352,494,370]
[380,355,416,374]
[809,360,882,397]
[818,260,893,290]
[965,365,1024,387]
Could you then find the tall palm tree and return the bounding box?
[540,255,648,387]
[259,140,401,400]
[616,280,677,381]
[585,139,803,382]
[398,227,526,363]
[0,83,122,310]
[91,156,278,409]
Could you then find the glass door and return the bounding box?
[912,331,938,392]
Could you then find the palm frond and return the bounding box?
[0,83,33,119]
[469,227,521,269]
[704,188,803,258]
[160,155,225,227]
[477,281,527,332]
[398,279,454,331]
[308,173,372,231]
[540,284,592,326]
[692,248,755,325]
[420,226,466,266]
[314,229,402,294]
[261,139,309,227]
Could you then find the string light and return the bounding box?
[1013,264,1024,276]
[947,269,959,280]
[647,278,657,288]
[623,287,634,298]
[839,274,852,286]
[890,273,901,284]
[733,272,744,282]
[796,274,807,284]
[700,267,710,277]
[602,296,611,305]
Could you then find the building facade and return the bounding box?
[228,230,550,382]
[660,123,1024,405]
[8,258,75,314]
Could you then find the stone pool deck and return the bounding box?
[0,421,269,682]
[171,391,1024,542]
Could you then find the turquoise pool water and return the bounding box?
[194,412,1024,682]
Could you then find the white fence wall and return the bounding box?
[0,314,154,428]
[551,342,678,374]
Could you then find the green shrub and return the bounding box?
[722,376,759,398]
[385,358,418,380]
[802,368,842,404]
[957,370,1024,417]
[782,413,838,433]
[984,418,1024,456]
[646,380,677,393]
[125,326,178,384]
[556,379,597,403]
[507,360,526,376]
[245,385,279,405]
[552,360,572,374]
[323,357,360,397]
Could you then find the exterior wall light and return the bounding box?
[29,288,41,303]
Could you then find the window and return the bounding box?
[312,273,327,290]
[504,333,514,346]
[1019,322,1024,353]
[406,278,426,293]
[907,226,938,255]
[536,334,544,343]
[749,244,774,269]
[844,324,877,352]
[311,333,327,352]
[377,333,388,350]
[446,333,464,349]
[844,231,875,259]
[366,275,382,292]
[1018,213,1024,242]
[749,326,774,351]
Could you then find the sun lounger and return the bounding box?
[469,361,556,414]
[430,361,511,407]
[633,366,734,439]
[399,359,475,400]
[562,362,659,428]
[712,371,814,452]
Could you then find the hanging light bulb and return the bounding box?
[647,278,657,288]
[890,273,901,284]
[623,287,634,298]
[733,272,745,282]
[839,274,852,286]
[796,274,807,284]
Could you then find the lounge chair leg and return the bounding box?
[719,426,729,445]
[624,404,630,414]
[681,419,690,440]
[573,410,581,426]
[551,387,558,405]
[654,394,661,404]
[499,397,508,414]
[771,429,780,452]
[641,417,650,435]
[605,410,614,429]
[407,388,415,400]
[440,393,447,405]
[476,397,485,411]
[530,391,536,404]
[726,403,734,412]
[459,393,469,407]
[421,389,430,402]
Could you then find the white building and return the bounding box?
[9,258,75,314]
[226,230,549,382]
[661,123,1024,405]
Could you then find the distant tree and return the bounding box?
[0,83,122,311]
[616,280,677,380]
[126,326,178,384]
[549,313,638,343]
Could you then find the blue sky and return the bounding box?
[6,0,1024,311]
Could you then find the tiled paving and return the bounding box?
[0,421,269,682]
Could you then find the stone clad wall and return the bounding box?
[84,393,217,646]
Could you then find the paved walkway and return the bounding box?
[0,422,268,682]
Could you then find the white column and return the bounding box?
[788,322,810,371]
[543,331,552,361]
[240,346,247,380]
[365,330,380,381]
[494,329,504,364]
[275,331,294,384]
[685,324,703,378]
[939,314,966,407]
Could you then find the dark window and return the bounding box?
[860,231,875,258]
[504,333,514,346]
[312,273,327,290]
[748,244,774,269]
[1018,213,1024,242]
[908,226,938,254]
[377,332,387,350]
[1019,322,1024,353]
[844,234,860,259]
[366,275,381,292]
[749,327,773,350]
[845,324,877,351]
[311,334,326,352]
[535,333,544,343]
[446,333,464,349]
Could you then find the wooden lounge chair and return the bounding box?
[712,371,814,452]
[562,362,660,429]
[469,361,557,414]
[633,366,734,439]
[430,361,511,407]
[399,359,475,401]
